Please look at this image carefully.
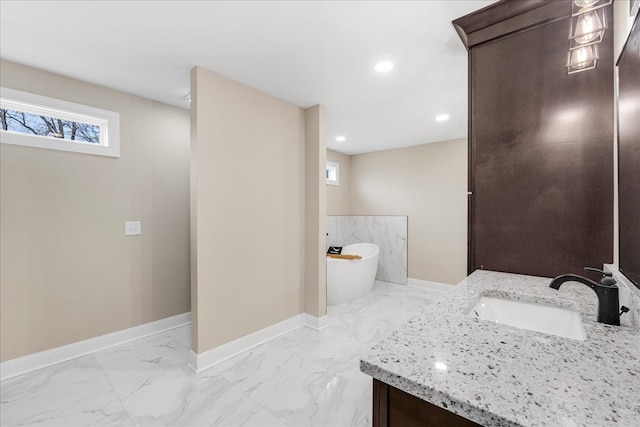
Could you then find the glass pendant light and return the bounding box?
[566,0,610,74]
[569,0,609,50]
[573,11,604,44]
[567,44,599,74]
[571,0,612,16]
[574,0,600,8]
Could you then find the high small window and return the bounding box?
[1,87,120,157]
[326,161,339,186]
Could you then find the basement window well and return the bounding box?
[326,161,339,186]
[0,87,120,157]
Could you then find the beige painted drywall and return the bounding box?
[0,60,191,362]
[614,1,636,59]
[190,66,307,353]
[304,106,327,318]
[327,149,350,215]
[349,138,467,285]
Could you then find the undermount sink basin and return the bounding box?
[469,296,586,340]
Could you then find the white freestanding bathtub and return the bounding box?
[327,243,380,305]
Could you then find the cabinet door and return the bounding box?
[373,379,481,427]
[469,9,614,277]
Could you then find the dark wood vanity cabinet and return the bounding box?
[454,0,614,278]
[372,379,481,427]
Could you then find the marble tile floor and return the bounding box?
[0,281,445,427]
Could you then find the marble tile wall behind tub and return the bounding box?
[327,216,408,285]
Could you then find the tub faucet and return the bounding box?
[549,267,620,326]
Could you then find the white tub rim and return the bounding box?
[327,242,379,262]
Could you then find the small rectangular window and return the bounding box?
[1,87,120,157]
[2,107,101,143]
[326,161,339,186]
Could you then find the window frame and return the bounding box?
[326,161,339,186]
[0,87,120,157]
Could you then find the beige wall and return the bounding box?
[304,106,327,317]
[350,138,467,285]
[191,66,306,353]
[0,60,191,362]
[614,1,636,60]
[327,149,350,215]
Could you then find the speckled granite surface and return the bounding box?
[360,270,640,427]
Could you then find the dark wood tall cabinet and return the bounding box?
[617,12,640,288]
[454,0,614,278]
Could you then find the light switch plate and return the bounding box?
[125,221,141,236]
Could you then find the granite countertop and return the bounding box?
[360,270,640,427]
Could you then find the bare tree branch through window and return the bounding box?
[1,108,99,143]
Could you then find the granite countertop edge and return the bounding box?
[360,359,520,427]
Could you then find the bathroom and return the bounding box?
[325,139,467,294]
[1,1,639,426]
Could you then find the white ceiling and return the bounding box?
[0,0,494,155]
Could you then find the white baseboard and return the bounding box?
[189,312,328,373]
[407,278,455,293]
[303,313,329,330]
[3,310,328,380]
[1,312,191,382]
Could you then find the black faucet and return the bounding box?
[549,267,620,326]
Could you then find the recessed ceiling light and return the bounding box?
[435,114,450,122]
[335,136,346,142]
[374,61,394,73]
